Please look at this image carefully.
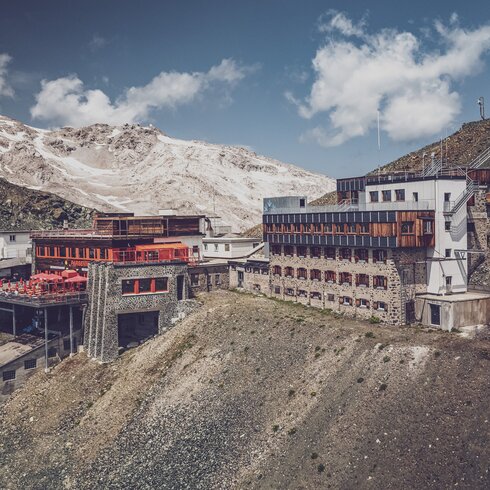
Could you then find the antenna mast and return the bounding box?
[478,97,485,120]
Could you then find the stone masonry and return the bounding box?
[268,246,427,325]
[85,262,188,362]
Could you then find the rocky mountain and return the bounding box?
[376,119,490,174]
[1,291,489,489]
[0,177,94,230]
[0,115,334,231]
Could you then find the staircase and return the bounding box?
[468,145,490,169]
[444,175,477,218]
[420,157,443,177]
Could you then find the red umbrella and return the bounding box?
[64,275,88,284]
[61,269,78,279]
[31,272,52,281]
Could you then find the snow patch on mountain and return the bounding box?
[0,115,335,229]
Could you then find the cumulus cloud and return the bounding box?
[289,13,490,147]
[0,53,14,97]
[30,58,252,127]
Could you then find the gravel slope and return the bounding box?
[0,291,489,489]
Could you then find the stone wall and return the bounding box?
[188,263,229,296]
[268,246,427,325]
[468,189,490,287]
[229,262,270,295]
[85,262,187,362]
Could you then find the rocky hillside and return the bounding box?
[0,177,94,230]
[1,291,489,489]
[377,119,490,174]
[0,115,334,231]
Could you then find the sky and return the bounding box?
[1,0,490,179]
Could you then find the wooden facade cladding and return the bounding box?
[92,215,202,237]
[263,210,435,248]
[396,211,435,248]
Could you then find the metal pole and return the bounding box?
[69,306,74,356]
[44,307,49,373]
[12,305,16,337]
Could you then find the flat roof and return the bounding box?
[203,236,260,242]
[417,290,490,303]
[0,334,44,367]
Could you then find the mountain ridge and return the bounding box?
[0,115,335,230]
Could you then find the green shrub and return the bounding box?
[365,331,375,338]
[369,315,381,324]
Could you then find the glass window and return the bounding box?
[89,248,95,259]
[2,370,15,381]
[395,189,405,201]
[224,244,230,252]
[49,246,56,257]
[191,274,199,286]
[78,248,86,258]
[138,278,151,293]
[59,246,67,257]
[370,191,379,203]
[401,221,414,234]
[122,279,136,295]
[9,234,16,242]
[24,358,37,370]
[155,277,168,291]
[382,190,392,202]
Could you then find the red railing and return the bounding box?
[112,247,197,265]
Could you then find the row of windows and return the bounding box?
[36,246,109,260]
[265,220,430,236]
[275,286,388,311]
[271,246,387,263]
[122,277,169,295]
[2,353,56,382]
[190,273,221,287]
[369,189,409,203]
[272,267,388,289]
[265,223,370,235]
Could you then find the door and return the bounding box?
[238,271,244,288]
[177,275,184,300]
[430,304,441,326]
[405,300,415,324]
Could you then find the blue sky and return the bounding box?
[1,1,490,178]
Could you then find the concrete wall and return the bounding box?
[415,296,490,331]
[85,262,188,362]
[0,330,82,404]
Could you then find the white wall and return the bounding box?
[365,178,468,295]
[203,239,260,259]
[0,232,32,261]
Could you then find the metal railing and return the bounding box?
[265,199,434,215]
[468,145,490,169]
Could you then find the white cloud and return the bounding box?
[290,12,490,147]
[89,34,107,51]
[30,58,252,127]
[0,53,14,97]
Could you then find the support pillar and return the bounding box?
[69,306,74,356]
[12,305,16,337]
[44,307,49,373]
